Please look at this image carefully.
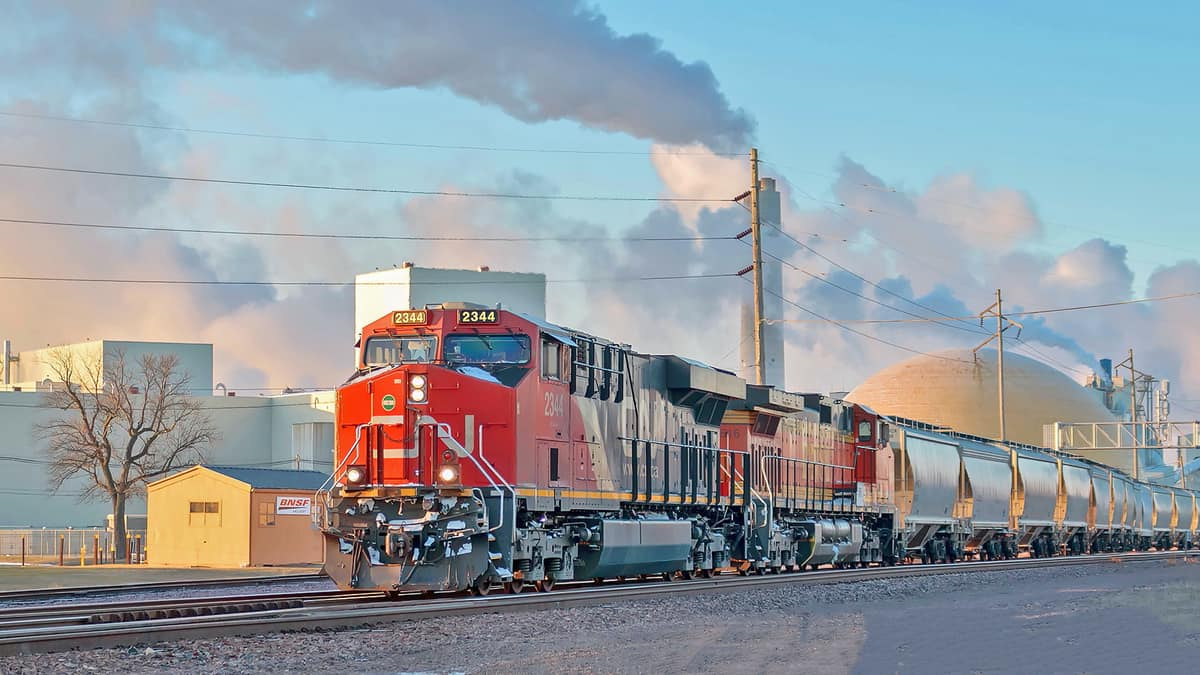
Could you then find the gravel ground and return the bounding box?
[0,578,338,609]
[2,559,1198,674]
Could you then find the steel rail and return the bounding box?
[0,549,1193,656]
[0,589,380,631]
[0,573,326,602]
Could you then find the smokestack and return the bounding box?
[1099,358,1112,386]
[740,177,786,389]
[2,340,12,386]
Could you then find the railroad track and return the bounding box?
[0,572,327,603]
[0,550,1194,656]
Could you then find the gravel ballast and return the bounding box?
[2,558,1197,674]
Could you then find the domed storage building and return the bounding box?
[845,348,1124,470]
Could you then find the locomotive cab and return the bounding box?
[320,305,537,594]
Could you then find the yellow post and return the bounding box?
[79,545,85,567]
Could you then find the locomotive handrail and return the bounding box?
[617,435,749,505]
[427,420,513,536]
[718,460,768,527]
[477,423,517,543]
[761,454,854,471]
[316,423,370,510]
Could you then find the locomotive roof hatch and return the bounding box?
[736,385,808,413]
[663,355,746,426]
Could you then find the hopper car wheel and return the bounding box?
[662,571,674,582]
[536,577,556,593]
[504,579,525,594]
[698,569,713,579]
[592,577,605,585]
[385,591,403,601]
[617,575,629,583]
[678,569,694,580]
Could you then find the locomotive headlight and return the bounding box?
[437,465,459,484]
[409,373,428,403]
[345,466,366,486]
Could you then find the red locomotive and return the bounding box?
[318,304,891,594]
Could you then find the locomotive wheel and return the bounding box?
[385,590,403,601]
[470,579,491,596]
[505,579,525,594]
[662,571,674,582]
[678,569,694,580]
[698,569,713,579]
[754,565,766,576]
[536,577,556,592]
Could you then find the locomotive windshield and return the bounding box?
[444,334,531,365]
[363,335,438,366]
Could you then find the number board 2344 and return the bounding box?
[458,309,498,324]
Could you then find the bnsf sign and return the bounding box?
[276,496,312,515]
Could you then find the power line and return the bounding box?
[741,203,989,338]
[0,271,738,287]
[753,280,970,363]
[1010,337,1092,377]
[0,216,737,243]
[765,289,1200,324]
[759,158,1197,258]
[0,162,733,203]
[0,109,745,157]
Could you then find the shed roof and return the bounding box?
[202,466,329,491]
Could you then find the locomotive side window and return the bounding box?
[858,420,872,442]
[549,447,560,481]
[363,335,437,366]
[444,334,531,364]
[541,339,562,380]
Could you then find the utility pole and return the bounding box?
[973,289,1021,442]
[749,148,765,385]
[995,289,1005,443]
[1115,348,1141,479]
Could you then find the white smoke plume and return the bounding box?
[160,1,755,151]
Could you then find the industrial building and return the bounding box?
[146,466,328,567]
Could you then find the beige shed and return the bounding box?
[146,465,327,567]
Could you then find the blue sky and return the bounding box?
[596,1,1199,276]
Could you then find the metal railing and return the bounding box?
[0,528,147,565]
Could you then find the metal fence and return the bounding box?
[0,528,147,565]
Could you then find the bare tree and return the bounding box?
[36,348,218,559]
